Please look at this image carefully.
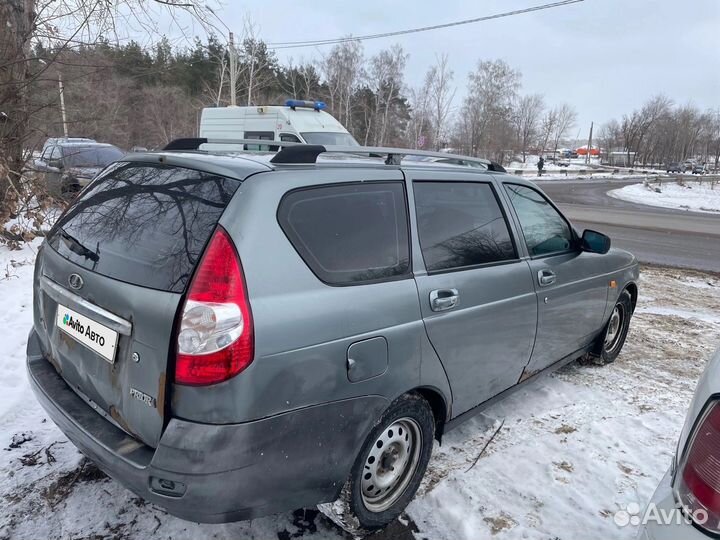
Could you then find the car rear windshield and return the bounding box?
[62,145,124,167]
[47,163,241,292]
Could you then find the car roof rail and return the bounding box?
[269,144,504,171]
[162,138,505,171]
[163,137,302,151]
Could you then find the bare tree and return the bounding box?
[538,108,557,156]
[457,59,520,162]
[551,103,577,156]
[281,57,321,99]
[142,86,198,146]
[0,0,217,218]
[366,44,407,146]
[237,17,278,106]
[426,54,455,150]
[319,39,364,132]
[0,0,35,191]
[513,94,544,162]
[621,95,672,165]
[406,83,431,148]
[598,119,623,164]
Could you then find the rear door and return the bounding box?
[501,182,608,374]
[409,173,537,416]
[33,162,242,446]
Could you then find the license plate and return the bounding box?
[56,304,119,363]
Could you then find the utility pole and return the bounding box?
[58,72,68,137]
[586,121,593,165]
[228,32,237,107]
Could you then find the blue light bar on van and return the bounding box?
[285,99,326,111]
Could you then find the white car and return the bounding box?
[199,100,358,151]
[639,347,720,539]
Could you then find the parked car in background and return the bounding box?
[130,146,148,152]
[667,162,684,173]
[32,141,124,195]
[639,347,720,540]
[41,137,95,154]
[692,163,706,174]
[28,142,638,533]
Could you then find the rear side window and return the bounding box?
[278,182,410,285]
[413,181,516,272]
[47,163,241,292]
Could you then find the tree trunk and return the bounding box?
[0,0,35,206]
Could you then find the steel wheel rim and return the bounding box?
[360,417,422,513]
[604,304,625,353]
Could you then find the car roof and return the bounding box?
[44,137,95,145]
[59,142,117,148]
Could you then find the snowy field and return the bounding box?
[609,180,720,213]
[1,241,720,540]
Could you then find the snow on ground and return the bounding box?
[530,171,657,182]
[1,243,719,540]
[609,180,720,213]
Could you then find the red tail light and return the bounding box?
[677,400,720,532]
[174,226,254,386]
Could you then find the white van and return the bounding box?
[199,100,358,150]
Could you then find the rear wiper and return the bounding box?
[59,229,99,262]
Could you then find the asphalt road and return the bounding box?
[539,179,720,273]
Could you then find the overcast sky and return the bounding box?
[168,0,720,136]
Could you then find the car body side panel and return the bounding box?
[27,342,388,523]
[404,169,537,417]
[640,467,707,540]
[171,168,445,424]
[640,348,720,540]
[414,264,538,415]
[522,251,610,372]
[493,174,639,373]
[673,348,720,484]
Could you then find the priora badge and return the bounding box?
[68,273,84,290]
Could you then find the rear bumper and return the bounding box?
[27,329,388,523]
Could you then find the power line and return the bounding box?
[267,0,584,49]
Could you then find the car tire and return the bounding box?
[582,289,633,366]
[320,393,435,534]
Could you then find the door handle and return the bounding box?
[537,270,556,286]
[430,289,459,312]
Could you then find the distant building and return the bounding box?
[576,144,600,156]
[604,151,636,167]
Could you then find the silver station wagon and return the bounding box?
[27,141,639,532]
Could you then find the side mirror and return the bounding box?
[581,229,611,254]
[48,158,64,170]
